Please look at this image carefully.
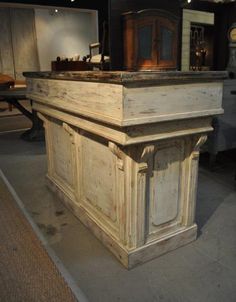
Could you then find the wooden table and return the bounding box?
[0,87,44,141]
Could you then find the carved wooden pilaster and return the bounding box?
[37,112,54,176]
[136,145,156,246]
[108,141,126,242]
[184,135,208,226]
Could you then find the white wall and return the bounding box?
[34,8,98,71]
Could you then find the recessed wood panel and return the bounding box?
[50,121,75,190]
[147,141,184,238]
[80,135,117,223]
[152,144,181,225]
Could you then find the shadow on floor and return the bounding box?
[0,130,45,156]
[196,150,236,232]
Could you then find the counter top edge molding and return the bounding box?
[23,71,228,85]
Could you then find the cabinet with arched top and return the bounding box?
[123,9,179,71]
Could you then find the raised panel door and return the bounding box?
[135,18,156,69]
[156,17,177,68]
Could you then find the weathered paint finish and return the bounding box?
[26,71,224,268]
[27,78,223,126]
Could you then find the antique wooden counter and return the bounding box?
[24,70,227,268]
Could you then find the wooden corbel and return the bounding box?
[63,122,76,144]
[192,135,207,159]
[138,144,156,173]
[108,141,124,170]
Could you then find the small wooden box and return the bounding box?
[51,61,88,71]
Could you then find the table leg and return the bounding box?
[21,109,44,141]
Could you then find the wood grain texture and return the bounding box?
[39,111,209,268]
[27,78,123,126]
[33,102,214,146]
[24,70,228,85]
[27,73,224,268]
[123,82,224,125]
[122,9,178,71]
[28,78,224,127]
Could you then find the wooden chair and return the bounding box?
[88,22,110,70]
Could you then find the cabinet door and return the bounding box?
[135,18,156,69]
[156,17,177,68]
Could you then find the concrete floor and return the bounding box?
[0,130,236,302]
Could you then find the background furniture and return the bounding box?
[0,87,44,141]
[87,21,110,70]
[230,89,236,180]
[206,23,236,161]
[207,78,236,161]
[88,42,110,70]
[123,9,178,70]
[51,61,88,72]
[0,8,39,80]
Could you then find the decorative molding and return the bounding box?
[37,112,48,126]
[62,122,75,144]
[192,135,208,159]
[25,72,225,268]
[108,141,124,170]
[138,145,156,173]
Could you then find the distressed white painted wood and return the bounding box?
[25,73,224,268]
[123,82,223,123]
[27,79,123,125]
[27,78,223,126]
[151,142,182,226]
